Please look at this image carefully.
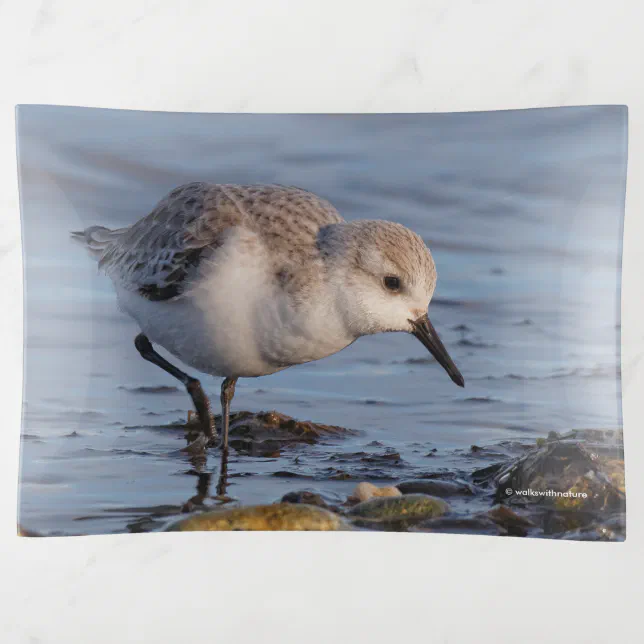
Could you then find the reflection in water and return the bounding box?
[183,413,231,500]
[181,443,230,512]
[181,470,211,513]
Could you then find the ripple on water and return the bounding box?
[349,398,405,407]
[118,385,181,394]
[432,297,465,307]
[457,338,497,348]
[479,365,616,382]
[271,470,314,479]
[392,356,437,365]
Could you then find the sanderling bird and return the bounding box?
[73,182,464,450]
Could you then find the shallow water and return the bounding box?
[16,106,626,535]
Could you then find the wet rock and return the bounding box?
[560,527,623,541]
[186,410,356,452]
[396,479,475,497]
[465,444,507,459]
[349,482,402,503]
[599,458,625,495]
[540,509,625,538]
[486,505,535,537]
[413,516,508,536]
[361,452,403,465]
[471,462,506,486]
[540,511,596,535]
[271,470,313,479]
[494,441,625,514]
[348,494,449,530]
[560,514,625,542]
[328,451,369,462]
[328,450,404,466]
[280,490,336,511]
[496,440,538,455]
[229,438,284,457]
[166,503,349,531]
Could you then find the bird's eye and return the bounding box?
[383,275,401,292]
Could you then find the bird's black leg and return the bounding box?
[216,446,229,497]
[134,333,215,443]
[214,378,237,497]
[219,377,238,450]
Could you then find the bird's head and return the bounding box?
[321,220,464,387]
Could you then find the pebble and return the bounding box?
[485,505,535,537]
[413,516,507,536]
[165,503,349,531]
[349,482,402,503]
[396,479,475,497]
[348,493,449,526]
[280,490,336,511]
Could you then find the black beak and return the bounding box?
[409,314,465,387]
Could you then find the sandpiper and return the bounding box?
[73,182,464,450]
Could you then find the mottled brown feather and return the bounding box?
[95,182,344,300]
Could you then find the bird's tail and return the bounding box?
[70,225,125,261]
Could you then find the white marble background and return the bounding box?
[0,1,643,642]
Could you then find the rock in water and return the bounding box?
[166,503,349,531]
[560,513,626,541]
[348,494,449,530]
[349,482,402,503]
[280,490,337,512]
[490,434,626,539]
[413,516,508,536]
[485,505,535,537]
[396,479,475,497]
[494,441,625,513]
[185,410,356,454]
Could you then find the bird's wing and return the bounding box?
[95,182,344,301]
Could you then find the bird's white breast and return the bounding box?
[115,227,355,378]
